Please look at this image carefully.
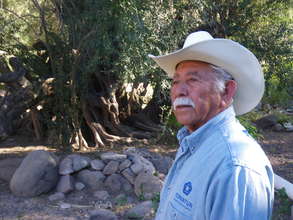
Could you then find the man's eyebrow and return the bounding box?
[174,71,199,77]
[187,71,201,76]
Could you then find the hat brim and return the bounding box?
[149,39,264,115]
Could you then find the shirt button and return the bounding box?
[173,212,177,219]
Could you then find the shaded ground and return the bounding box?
[0,130,292,220]
[261,131,293,183]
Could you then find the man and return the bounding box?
[149,31,274,220]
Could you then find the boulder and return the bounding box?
[134,172,162,200]
[120,176,133,193]
[48,192,65,201]
[0,158,23,182]
[148,155,173,175]
[125,201,153,219]
[273,123,284,132]
[10,150,59,197]
[56,175,75,194]
[89,209,118,220]
[91,159,105,171]
[72,155,91,171]
[58,157,74,175]
[254,114,278,130]
[118,159,132,172]
[76,169,105,190]
[94,190,110,200]
[130,162,144,175]
[103,160,119,175]
[104,174,123,193]
[283,122,293,131]
[121,168,136,184]
[59,154,90,175]
[100,152,127,162]
[75,182,85,191]
[127,153,155,175]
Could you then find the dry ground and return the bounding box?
[0,130,292,220]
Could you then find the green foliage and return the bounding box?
[115,195,128,206]
[151,192,160,212]
[0,0,292,147]
[156,110,181,146]
[274,188,293,217]
[272,111,293,124]
[263,75,292,107]
[237,115,263,140]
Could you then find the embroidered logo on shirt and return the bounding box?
[183,181,192,195]
[175,192,193,210]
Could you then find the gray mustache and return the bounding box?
[173,97,196,110]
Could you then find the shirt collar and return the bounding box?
[177,106,236,154]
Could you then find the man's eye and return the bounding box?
[172,80,179,85]
[188,78,198,82]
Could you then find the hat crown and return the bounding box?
[183,31,214,48]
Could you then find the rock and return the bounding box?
[125,148,173,174]
[128,153,155,175]
[94,200,113,209]
[134,172,162,200]
[91,159,105,171]
[58,157,74,175]
[75,182,85,191]
[273,123,284,132]
[286,107,293,113]
[120,176,133,193]
[10,150,59,197]
[72,155,91,171]
[104,174,122,193]
[114,193,127,205]
[48,192,65,201]
[100,152,127,162]
[283,122,293,131]
[123,147,152,158]
[149,155,173,175]
[89,209,118,220]
[60,202,71,209]
[94,190,110,200]
[59,154,90,175]
[0,158,23,182]
[56,175,74,194]
[103,160,119,175]
[121,168,136,184]
[119,159,132,172]
[76,169,105,190]
[254,114,278,130]
[130,162,143,175]
[125,201,153,219]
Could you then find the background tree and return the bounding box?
[0,0,291,150]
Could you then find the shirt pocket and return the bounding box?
[167,201,192,220]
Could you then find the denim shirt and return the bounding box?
[155,107,274,220]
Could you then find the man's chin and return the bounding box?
[175,118,195,127]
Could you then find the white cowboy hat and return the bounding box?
[148,31,264,115]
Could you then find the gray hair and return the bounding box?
[209,64,234,93]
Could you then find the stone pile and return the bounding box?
[4,148,173,219]
[56,150,163,199]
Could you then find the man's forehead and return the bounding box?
[173,60,213,77]
[175,60,211,69]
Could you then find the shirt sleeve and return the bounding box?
[205,165,273,220]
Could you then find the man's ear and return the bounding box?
[223,80,237,105]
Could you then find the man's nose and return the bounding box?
[175,82,188,96]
